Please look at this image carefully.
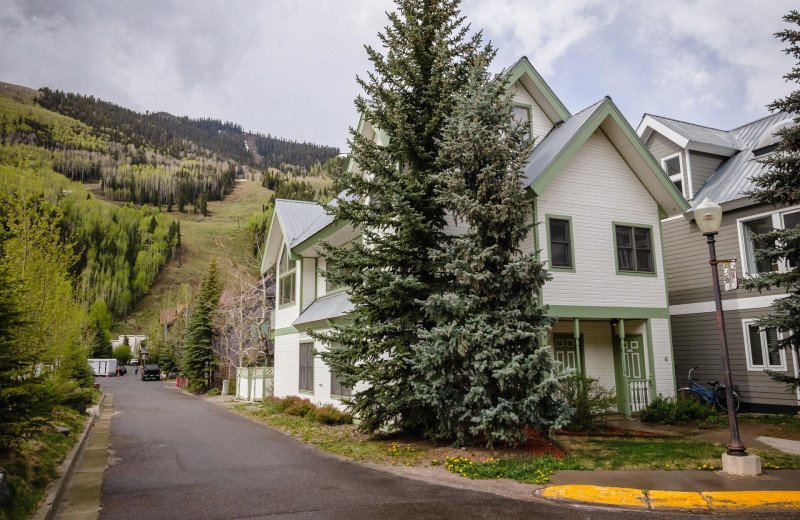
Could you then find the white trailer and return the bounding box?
[88,358,118,376]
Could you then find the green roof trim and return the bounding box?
[293,218,351,253]
[505,57,571,122]
[528,99,689,214]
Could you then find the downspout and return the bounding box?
[793,348,800,405]
[532,196,547,349]
[573,318,583,377]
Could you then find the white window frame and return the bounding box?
[741,318,787,371]
[737,205,800,277]
[662,153,686,198]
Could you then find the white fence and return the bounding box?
[235,366,274,401]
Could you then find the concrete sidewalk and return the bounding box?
[55,394,113,520]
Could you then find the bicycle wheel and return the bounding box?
[714,388,741,413]
[677,388,703,404]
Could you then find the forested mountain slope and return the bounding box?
[0,81,339,334]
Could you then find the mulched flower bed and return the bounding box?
[556,425,672,438]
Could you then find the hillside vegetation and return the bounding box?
[0,82,337,335]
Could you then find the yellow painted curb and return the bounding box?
[541,485,647,507]
[648,490,709,510]
[703,491,800,510]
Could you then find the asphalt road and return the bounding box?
[95,375,758,519]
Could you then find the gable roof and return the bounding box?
[691,112,789,207]
[276,199,333,248]
[637,114,742,157]
[523,98,605,188]
[524,96,689,217]
[503,56,571,123]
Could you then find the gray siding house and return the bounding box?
[638,113,800,412]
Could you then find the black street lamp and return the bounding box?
[693,198,746,457]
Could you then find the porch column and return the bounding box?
[619,319,631,419]
[573,318,583,377]
[646,319,657,400]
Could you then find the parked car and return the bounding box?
[116,365,127,376]
[141,364,161,381]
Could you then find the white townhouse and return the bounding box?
[261,57,689,417]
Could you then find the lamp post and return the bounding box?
[693,198,746,457]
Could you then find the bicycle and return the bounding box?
[677,366,740,412]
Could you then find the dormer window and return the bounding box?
[512,105,531,146]
[278,244,296,306]
[662,153,684,197]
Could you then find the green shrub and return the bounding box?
[275,395,305,412]
[206,388,220,396]
[312,404,352,425]
[562,374,617,431]
[284,397,315,418]
[640,395,712,424]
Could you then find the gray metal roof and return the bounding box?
[691,112,788,207]
[275,199,332,248]
[646,115,743,150]
[292,291,353,326]
[522,98,606,189]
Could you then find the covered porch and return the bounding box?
[549,317,664,418]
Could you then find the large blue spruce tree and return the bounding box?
[413,61,572,447]
[315,0,490,433]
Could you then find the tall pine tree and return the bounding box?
[0,231,56,448]
[315,0,489,433]
[414,61,571,447]
[743,10,800,392]
[183,260,221,391]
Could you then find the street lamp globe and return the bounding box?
[694,197,722,234]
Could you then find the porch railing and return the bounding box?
[628,379,651,414]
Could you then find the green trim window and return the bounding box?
[614,224,654,274]
[330,370,351,398]
[546,215,574,271]
[278,244,296,306]
[512,104,532,145]
[299,342,314,392]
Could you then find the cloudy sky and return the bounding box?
[1,0,796,151]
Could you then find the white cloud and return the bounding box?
[0,0,796,148]
[467,0,621,75]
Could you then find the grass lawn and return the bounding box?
[231,400,800,486]
[234,403,427,465]
[556,435,800,471]
[0,407,88,520]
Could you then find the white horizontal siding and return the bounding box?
[536,131,667,308]
[301,258,315,311]
[317,257,327,297]
[510,82,553,146]
[650,318,676,397]
[551,320,616,393]
[273,331,348,410]
[273,333,299,398]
